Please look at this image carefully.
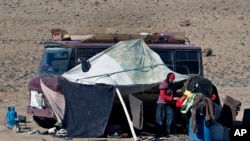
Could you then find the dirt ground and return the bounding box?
[0,0,250,140]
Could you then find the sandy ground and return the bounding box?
[0,0,250,140]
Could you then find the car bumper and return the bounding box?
[27,106,55,118]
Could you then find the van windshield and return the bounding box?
[38,48,72,75]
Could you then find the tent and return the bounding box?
[44,38,188,140]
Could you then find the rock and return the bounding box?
[203,48,213,57]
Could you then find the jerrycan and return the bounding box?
[6,106,17,128]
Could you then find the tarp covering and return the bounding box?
[59,77,116,138]
[62,38,188,95]
[56,38,189,138]
[40,79,65,123]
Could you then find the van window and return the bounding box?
[40,44,201,76]
[175,51,199,75]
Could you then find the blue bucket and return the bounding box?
[6,106,17,128]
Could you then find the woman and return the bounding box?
[154,72,181,140]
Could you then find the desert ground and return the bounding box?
[0,0,250,140]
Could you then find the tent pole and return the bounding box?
[115,88,138,141]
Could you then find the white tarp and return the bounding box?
[40,79,65,123]
[62,38,188,95]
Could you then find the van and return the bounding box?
[27,32,203,129]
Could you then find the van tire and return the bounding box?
[33,116,57,129]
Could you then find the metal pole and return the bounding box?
[115,88,138,141]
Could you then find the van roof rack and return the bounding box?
[77,32,190,44]
[50,29,190,44]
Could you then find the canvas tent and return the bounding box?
[42,38,188,140]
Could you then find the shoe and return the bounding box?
[48,127,56,134]
[55,129,67,138]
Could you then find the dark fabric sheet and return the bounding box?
[217,95,241,127]
[242,109,250,125]
[185,75,212,98]
[59,77,115,138]
[129,94,143,130]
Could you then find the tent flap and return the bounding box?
[129,94,143,130]
[59,77,116,138]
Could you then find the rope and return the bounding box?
[77,63,165,80]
